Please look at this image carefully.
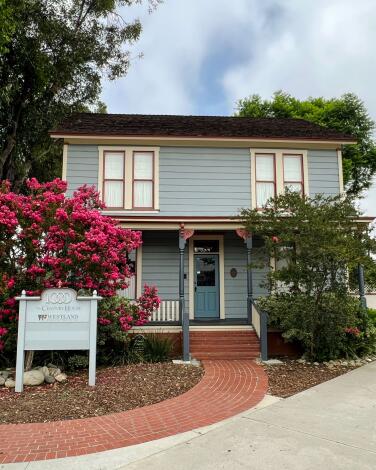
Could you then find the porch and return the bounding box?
[118,224,270,360]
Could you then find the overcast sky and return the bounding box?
[101,0,376,218]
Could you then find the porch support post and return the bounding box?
[245,235,253,324]
[179,226,194,362]
[236,229,253,324]
[358,263,367,309]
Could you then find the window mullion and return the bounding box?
[124,149,133,210]
[275,151,284,195]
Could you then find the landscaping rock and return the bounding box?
[297,358,306,364]
[23,369,45,386]
[49,368,61,377]
[44,375,55,384]
[41,366,50,377]
[55,373,67,383]
[5,378,15,388]
[0,370,9,379]
[263,359,284,365]
[0,376,5,386]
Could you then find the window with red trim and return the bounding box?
[283,154,304,195]
[133,151,154,209]
[103,151,125,208]
[255,153,276,208]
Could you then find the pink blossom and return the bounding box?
[0,178,148,345]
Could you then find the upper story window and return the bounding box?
[99,146,159,211]
[103,151,125,208]
[133,151,154,209]
[251,149,308,209]
[283,154,304,195]
[255,153,276,208]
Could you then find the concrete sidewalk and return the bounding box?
[2,362,376,470]
[122,362,376,470]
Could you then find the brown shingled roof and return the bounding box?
[51,113,355,142]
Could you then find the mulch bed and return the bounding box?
[0,362,204,425]
[264,359,358,398]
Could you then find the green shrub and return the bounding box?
[368,308,376,327]
[96,296,146,366]
[67,354,89,371]
[260,293,376,361]
[143,334,174,363]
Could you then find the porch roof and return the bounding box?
[114,216,243,230]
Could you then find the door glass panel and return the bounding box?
[196,256,216,286]
[194,240,219,253]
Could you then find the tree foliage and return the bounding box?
[0,0,157,187]
[241,192,376,360]
[0,0,15,54]
[236,91,376,195]
[0,178,159,360]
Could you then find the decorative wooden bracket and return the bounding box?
[235,229,251,240]
[179,224,194,240]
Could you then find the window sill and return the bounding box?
[101,210,160,215]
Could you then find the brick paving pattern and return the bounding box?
[0,360,267,464]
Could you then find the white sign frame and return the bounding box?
[15,288,102,393]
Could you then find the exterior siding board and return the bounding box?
[66,145,99,196]
[159,147,251,216]
[141,231,188,310]
[308,149,340,196]
[65,145,341,209]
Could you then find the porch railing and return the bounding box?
[151,300,180,322]
[251,298,268,361]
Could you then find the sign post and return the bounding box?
[15,288,101,393]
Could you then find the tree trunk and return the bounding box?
[24,350,34,371]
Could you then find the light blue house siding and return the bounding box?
[159,147,251,216]
[65,145,341,208]
[66,145,99,197]
[307,149,340,197]
[141,231,189,312]
[140,230,268,320]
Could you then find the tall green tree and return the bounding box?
[236,91,376,195]
[0,0,159,187]
[241,192,376,360]
[0,0,15,53]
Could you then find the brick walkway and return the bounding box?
[0,360,267,464]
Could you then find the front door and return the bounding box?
[194,254,219,318]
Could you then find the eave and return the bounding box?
[49,133,356,149]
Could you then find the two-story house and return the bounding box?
[50,114,356,361]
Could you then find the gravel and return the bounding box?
[0,362,204,424]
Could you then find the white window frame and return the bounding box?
[98,146,160,211]
[251,149,309,209]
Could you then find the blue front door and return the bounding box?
[194,254,219,318]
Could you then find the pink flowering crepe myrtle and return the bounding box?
[0,178,160,351]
